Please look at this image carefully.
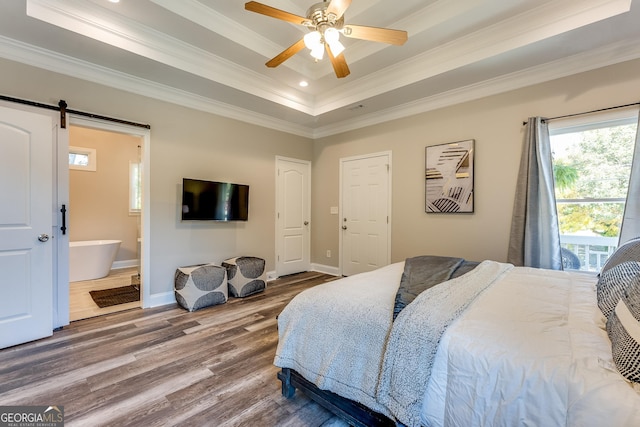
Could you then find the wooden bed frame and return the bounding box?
[278,368,395,427]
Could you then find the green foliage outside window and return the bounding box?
[552,124,636,238]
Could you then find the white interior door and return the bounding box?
[0,105,53,349]
[341,152,391,276]
[276,157,311,277]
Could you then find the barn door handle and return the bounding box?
[60,204,67,235]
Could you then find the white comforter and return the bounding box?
[275,263,640,427]
[422,267,640,427]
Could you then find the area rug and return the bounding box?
[89,285,140,308]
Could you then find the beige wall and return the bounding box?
[311,59,640,267]
[2,55,639,297]
[69,126,141,261]
[0,58,313,298]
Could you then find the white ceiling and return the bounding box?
[0,0,638,138]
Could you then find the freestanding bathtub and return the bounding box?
[69,240,122,282]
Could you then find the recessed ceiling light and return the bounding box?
[299,81,309,87]
[108,0,120,3]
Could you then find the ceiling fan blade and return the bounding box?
[343,24,408,45]
[326,0,351,20]
[326,44,350,78]
[266,38,306,68]
[245,1,311,26]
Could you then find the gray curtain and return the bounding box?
[508,117,563,269]
[619,109,640,245]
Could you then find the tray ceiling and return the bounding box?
[0,0,638,137]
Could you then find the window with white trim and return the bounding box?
[129,161,142,214]
[69,146,96,171]
[549,109,638,271]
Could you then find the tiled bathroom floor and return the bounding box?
[69,267,141,321]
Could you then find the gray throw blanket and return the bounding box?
[393,256,479,320]
[378,260,514,426]
[273,262,405,417]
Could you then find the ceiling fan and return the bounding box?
[245,0,408,78]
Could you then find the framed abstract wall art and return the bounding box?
[425,139,474,213]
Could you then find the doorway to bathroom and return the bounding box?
[67,119,147,321]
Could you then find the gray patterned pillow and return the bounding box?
[606,283,640,383]
[597,261,640,317]
[600,237,640,275]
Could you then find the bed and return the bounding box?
[273,242,640,427]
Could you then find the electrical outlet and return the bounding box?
[326,250,331,258]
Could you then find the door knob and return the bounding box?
[342,225,347,230]
[38,234,50,242]
[304,221,309,225]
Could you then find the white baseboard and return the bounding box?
[310,263,340,277]
[267,264,341,281]
[145,265,340,308]
[146,291,175,308]
[112,259,139,270]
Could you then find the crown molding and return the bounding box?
[154,0,483,83]
[312,37,640,138]
[1,33,638,140]
[26,0,315,114]
[314,0,632,115]
[150,0,280,53]
[23,0,631,118]
[149,0,317,77]
[0,35,315,138]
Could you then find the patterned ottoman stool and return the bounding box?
[222,256,266,298]
[174,263,228,311]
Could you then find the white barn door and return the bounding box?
[0,105,54,348]
[341,152,391,276]
[276,157,311,277]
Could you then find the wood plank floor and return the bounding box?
[0,272,350,427]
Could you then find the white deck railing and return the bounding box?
[560,234,618,271]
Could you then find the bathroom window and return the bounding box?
[69,146,97,171]
[130,161,142,214]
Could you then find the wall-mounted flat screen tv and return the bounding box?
[181,178,249,221]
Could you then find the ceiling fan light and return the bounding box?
[328,40,345,56]
[304,31,322,49]
[324,27,340,44]
[310,44,325,60]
